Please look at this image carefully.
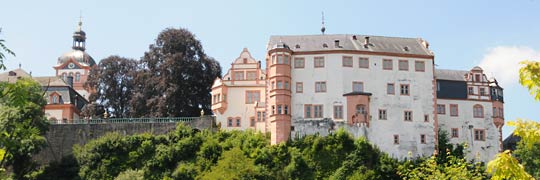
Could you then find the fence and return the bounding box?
[48,117,201,124]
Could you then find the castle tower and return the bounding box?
[266,42,293,144]
[53,18,96,100]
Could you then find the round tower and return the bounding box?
[266,42,292,145]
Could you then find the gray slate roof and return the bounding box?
[267,34,433,56]
[435,69,469,81]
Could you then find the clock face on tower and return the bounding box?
[68,63,75,69]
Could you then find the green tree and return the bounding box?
[514,134,540,178]
[399,155,485,180]
[0,78,48,179]
[519,60,540,101]
[486,61,540,179]
[198,147,264,180]
[85,56,137,118]
[0,28,16,70]
[131,28,222,117]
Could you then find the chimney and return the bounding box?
[334,40,340,48]
[67,76,74,88]
[364,37,370,46]
[352,35,357,40]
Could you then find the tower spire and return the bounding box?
[72,13,87,51]
[78,12,83,32]
[321,12,326,35]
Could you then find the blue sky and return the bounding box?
[1,0,539,137]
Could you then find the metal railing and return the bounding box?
[48,117,200,125]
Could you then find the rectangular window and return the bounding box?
[383,59,393,70]
[250,117,255,127]
[272,105,275,115]
[305,105,312,118]
[420,134,426,144]
[379,109,387,120]
[359,57,369,68]
[263,112,266,122]
[314,105,323,118]
[315,82,327,93]
[285,81,290,90]
[257,112,262,122]
[387,83,395,95]
[296,82,303,93]
[233,71,244,80]
[245,91,260,104]
[294,58,305,68]
[424,115,429,122]
[353,82,364,92]
[398,60,409,71]
[271,81,275,89]
[342,56,353,67]
[246,71,257,80]
[277,81,283,89]
[474,129,485,141]
[468,87,474,95]
[284,105,289,115]
[450,104,458,116]
[228,118,233,127]
[493,107,498,118]
[475,74,481,82]
[451,128,459,138]
[400,84,410,95]
[393,135,399,144]
[480,88,486,96]
[415,61,425,72]
[236,118,241,127]
[404,111,412,121]
[333,105,343,119]
[277,55,284,64]
[437,104,446,114]
[314,57,325,68]
[277,105,282,114]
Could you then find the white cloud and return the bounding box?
[479,46,540,87]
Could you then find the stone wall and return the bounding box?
[291,118,436,160]
[35,116,214,164]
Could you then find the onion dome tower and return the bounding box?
[53,18,96,100]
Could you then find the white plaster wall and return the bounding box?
[437,99,499,162]
[290,53,435,160]
[45,109,63,121]
[216,85,266,131]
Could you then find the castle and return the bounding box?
[211,34,504,162]
[0,19,94,122]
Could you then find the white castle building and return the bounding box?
[211,34,504,162]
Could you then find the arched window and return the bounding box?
[62,73,67,81]
[473,104,484,118]
[69,72,73,77]
[75,72,81,82]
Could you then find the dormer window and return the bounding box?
[295,44,300,49]
[323,43,328,48]
[475,74,481,82]
[8,71,16,76]
[52,95,58,104]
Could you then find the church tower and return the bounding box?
[53,18,96,100]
